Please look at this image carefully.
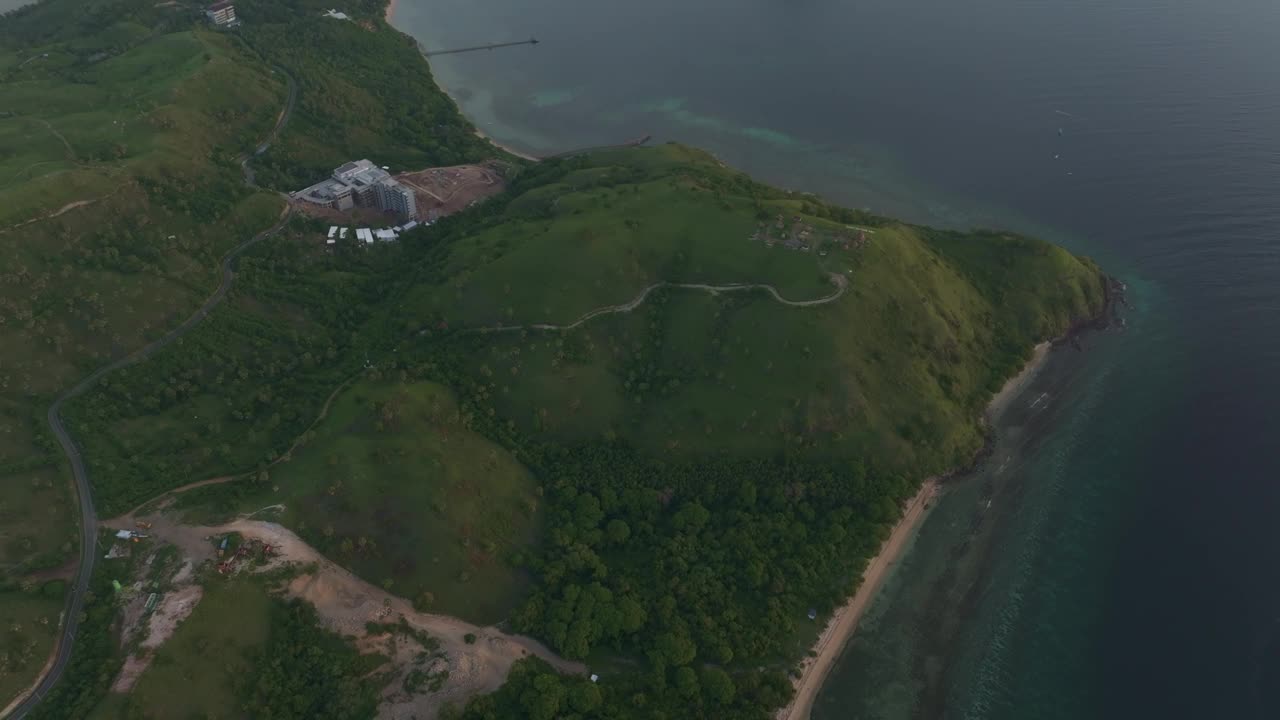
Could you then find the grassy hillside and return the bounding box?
[414,146,1105,476]
[0,0,289,701]
[85,578,274,720]
[173,378,542,624]
[231,0,492,190]
[0,0,498,710]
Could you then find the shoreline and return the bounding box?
[776,479,940,720]
[777,340,1056,720]
[986,341,1051,423]
[384,0,542,163]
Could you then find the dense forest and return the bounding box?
[452,657,792,720]
[238,599,383,719]
[509,448,907,664]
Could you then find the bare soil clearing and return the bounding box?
[100,514,584,718]
[395,162,506,218]
[112,584,204,692]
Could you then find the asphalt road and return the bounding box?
[4,64,296,720]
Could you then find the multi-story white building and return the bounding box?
[377,179,417,221]
[205,1,236,26]
[295,159,418,222]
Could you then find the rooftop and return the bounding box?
[333,159,389,188]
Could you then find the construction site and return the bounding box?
[89,506,584,718]
[292,161,508,227]
[393,162,507,218]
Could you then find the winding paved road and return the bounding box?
[3,65,296,720]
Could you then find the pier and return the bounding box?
[423,38,539,57]
[544,135,653,160]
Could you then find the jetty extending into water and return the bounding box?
[423,38,539,57]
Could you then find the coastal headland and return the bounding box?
[0,1,1112,717]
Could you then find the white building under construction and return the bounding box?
[294,159,417,221]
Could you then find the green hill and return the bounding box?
[54,141,1105,719]
[414,145,1105,476]
[2,1,1109,717]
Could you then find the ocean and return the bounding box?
[391,0,1280,717]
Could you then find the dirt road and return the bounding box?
[478,272,848,334]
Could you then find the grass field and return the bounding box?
[407,146,845,328]
[88,578,274,720]
[65,222,410,516]
[178,378,542,624]
[0,468,77,575]
[0,584,64,706]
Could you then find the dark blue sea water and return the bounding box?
[394,1,1280,717]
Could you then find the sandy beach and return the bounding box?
[777,341,1055,720]
[775,480,939,720]
[986,341,1052,423]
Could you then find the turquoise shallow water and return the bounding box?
[394,0,1280,717]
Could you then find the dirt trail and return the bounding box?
[478,272,848,334]
[107,371,364,523]
[34,118,76,161]
[1,198,103,234]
